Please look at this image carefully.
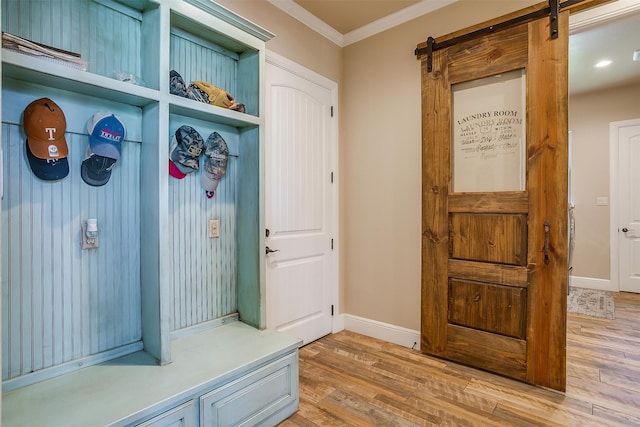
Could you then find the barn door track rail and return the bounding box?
[415,0,586,72]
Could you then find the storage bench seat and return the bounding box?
[2,322,302,427]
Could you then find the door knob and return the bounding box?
[622,228,629,233]
[266,246,280,255]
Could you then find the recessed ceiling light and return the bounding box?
[634,50,640,61]
[594,60,612,68]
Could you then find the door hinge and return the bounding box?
[331,304,334,316]
[331,106,334,117]
[331,238,334,250]
[331,171,334,183]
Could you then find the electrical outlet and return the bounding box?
[209,219,220,238]
[81,224,99,249]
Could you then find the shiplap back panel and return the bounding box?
[2,0,143,82]
[1,124,142,381]
[167,26,242,332]
[169,30,238,103]
[168,119,238,332]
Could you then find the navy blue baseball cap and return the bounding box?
[26,140,69,181]
[81,146,117,187]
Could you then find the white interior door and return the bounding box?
[617,119,640,293]
[265,54,337,344]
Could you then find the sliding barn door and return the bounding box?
[420,8,569,390]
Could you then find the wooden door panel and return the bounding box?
[448,259,528,287]
[421,46,451,356]
[420,4,571,391]
[449,213,527,265]
[449,192,528,213]
[448,279,527,338]
[448,25,528,84]
[524,12,569,391]
[446,325,526,381]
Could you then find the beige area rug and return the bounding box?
[567,286,615,319]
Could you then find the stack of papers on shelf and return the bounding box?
[2,32,88,71]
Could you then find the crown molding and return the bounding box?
[267,0,459,47]
[269,0,640,47]
[266,0,344,46]
[343,0,458,46]
[568,0,640,33]
[184,0,275,41]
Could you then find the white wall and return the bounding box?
[569,83,640,286]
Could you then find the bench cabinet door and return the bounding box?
[200,352,299,426]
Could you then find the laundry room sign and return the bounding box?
[452,69,526,193]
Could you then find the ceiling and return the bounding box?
[293,0,420,34]
[568,9,640,95]
[276,0,640,95]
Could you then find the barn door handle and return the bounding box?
[543,220,550,265]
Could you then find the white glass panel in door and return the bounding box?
[452,69,526,192]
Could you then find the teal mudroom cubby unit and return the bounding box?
[1,0,302,425]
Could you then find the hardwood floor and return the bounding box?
[279,292,640,426]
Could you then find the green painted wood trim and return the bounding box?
[182,0,275,41]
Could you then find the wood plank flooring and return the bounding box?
[279,292,640,426]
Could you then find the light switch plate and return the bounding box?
[209,219,220,238]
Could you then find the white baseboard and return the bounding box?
[342,314,420,350]
[570,275,614,292]
[336,277,613,351]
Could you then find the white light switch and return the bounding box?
[596,197,609,206]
